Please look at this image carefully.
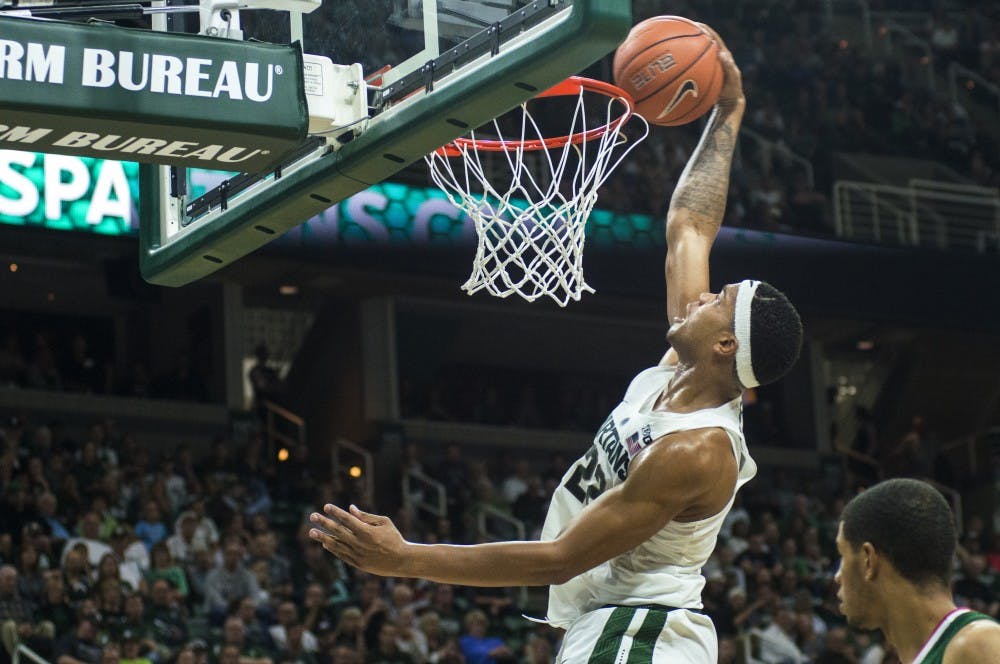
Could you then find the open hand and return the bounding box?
[697,23,744,107]
[309,504,408,577]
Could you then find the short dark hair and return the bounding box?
[747,282,803,386]
[840,479,955,587]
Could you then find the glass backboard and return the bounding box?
[139,0,632,286]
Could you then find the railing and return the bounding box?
[262,399,305,463]
[872,21,935,90]
[948,62,1000,118]
[829,445,966,534]
[739,126,815,189]
[13,645,50,664]
[476,504,528,605]
[833,180,1000,252]
[331,437,375,504]
[476,504,526,542]
[402,467,447,520]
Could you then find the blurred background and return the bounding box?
[0,1,997,663]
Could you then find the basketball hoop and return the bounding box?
[426,76,649,306]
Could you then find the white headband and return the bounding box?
[734,279,761,388]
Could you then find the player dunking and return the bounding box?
[309,28,803,663]
[835,479,1000,663]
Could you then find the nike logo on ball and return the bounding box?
[658,79,699,119]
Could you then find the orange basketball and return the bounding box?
[613,16,723,126]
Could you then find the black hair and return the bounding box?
[747,282,803,386]
[841,478,956,587]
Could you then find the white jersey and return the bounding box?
[540,364,757,629]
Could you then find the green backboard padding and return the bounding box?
[140,0,632,286]
[0,16,306,173]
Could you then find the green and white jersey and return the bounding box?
[540,365,757,629]
[915,608,997,664]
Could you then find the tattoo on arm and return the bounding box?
[668,104,742,237]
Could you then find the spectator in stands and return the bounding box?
[62,335,103,394]
[327,607,364,654]
[37,492,71,543]
[0,482,36,550]
[953,553,997,615]
[15,544,44,605]
[146,542,189,599]
[758,607,809,663]
[234,597,271,652]
[173,498,219,555]
[135,501,169,552]
[816,626,857,664]
[53,616,102,664]
[96,578,126,635]
[146,579,187,652]
[203,538,261,620]
[424,585,465,639]
[366,622,414,664]
[248,344,284,418]
[929,9,961,58]
[325,644,362,664]
[270,601,318,653]
[386,584,416,624]
[457,610,512,664]
[94,553,128,596]
[37,572,74,637]
[394,606,428,663]
[63,512,112,567]
[434,446,471,532]
[0,565,54,660]
[108,526,147,593]
[498,460,531,506]
[248,531,292,600]
[73,443,106,500]
[166,515,203,568]
[118,594,160,659]
[61,546,92,603]
[717,636,739,664]
[215,617,272,664]
[882,414,928,478]
[300,583,334,637]
[277,623,314,664]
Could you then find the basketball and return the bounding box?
[613,16,724,126]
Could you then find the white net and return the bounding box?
[426,81,649,307]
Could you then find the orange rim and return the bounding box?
[436,76,634,157]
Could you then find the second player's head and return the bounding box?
[835,479,957,630]
[667,280,802,389]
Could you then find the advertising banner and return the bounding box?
[0,16,307,173]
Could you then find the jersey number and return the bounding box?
[564,447,607,504]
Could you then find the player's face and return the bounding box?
[667,284,737,348]
[834,523,879,630]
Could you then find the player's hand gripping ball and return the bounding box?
[613,16,724,126]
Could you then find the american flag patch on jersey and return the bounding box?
[625,432,642,456]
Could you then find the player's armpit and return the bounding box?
[942,620,1000,664]
[550,428,735,583]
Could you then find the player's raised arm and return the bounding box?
[664,27,745,327]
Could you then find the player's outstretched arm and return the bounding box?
[664,26,745,328]
[308,429,732,587]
